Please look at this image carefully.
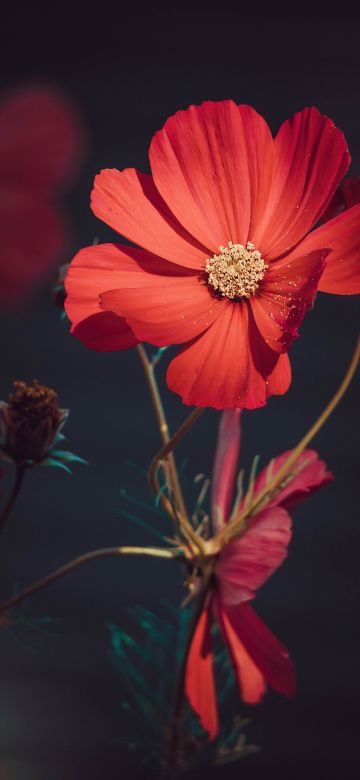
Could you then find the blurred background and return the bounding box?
[0,3,359,778]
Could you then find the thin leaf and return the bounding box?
[115,509,166,543]
[42,458,72,474]
[51,450,88,465]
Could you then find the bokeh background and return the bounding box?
[0,3,359,778]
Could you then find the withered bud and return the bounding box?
[0,380,68,464]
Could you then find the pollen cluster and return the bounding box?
[205,241,267,300]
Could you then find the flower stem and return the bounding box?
[220,333,360,545]
[136,344,188,520]
[162,565,213,779]
[0,463,26,535]
[149,407,205,552]
[0,545,177,614]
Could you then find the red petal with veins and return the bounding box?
[150,100,273,251]
[101,275,224,347]
[217,506,291,604]
[251,249,327,352]
[294,204,360,294]
[166,302,291,409]
[253,107,349,259]
[217,598,266,703]
[221,602,296,697]
[254,448,333,510]
[91,168,209,269]
[185,605,218,740]
[72,312,137,351]
[211,409,242,528]
[66,242,223,347]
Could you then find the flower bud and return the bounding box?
[0,380,68,465]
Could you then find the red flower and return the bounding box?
[0,87,82,305]
[65,101,360,408]
[185,410,333,738]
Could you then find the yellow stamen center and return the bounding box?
[205,241,267,300]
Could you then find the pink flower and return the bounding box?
[185,410,333,738]
[65,101,359,409]
[0,87,82,305]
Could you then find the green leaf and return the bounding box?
[115,508,165,544]
[51,450,88,465]
[42,458,72,474]
[150,346,169,367]
[53,432,66,446]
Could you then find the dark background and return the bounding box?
[0,3,359,778]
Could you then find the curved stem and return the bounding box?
[0,545,177,614]
[149,407,204,501]
[0,463,26,535]
[149,407,205,552]
[162,565,213,779]
[136,344,188,519]
[136,344,171,446]
[219,333,360,545]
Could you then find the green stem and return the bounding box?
[0,545,178,614]
[149,407,205,552]
[0,463,26,535]
[136,344,188,519]
[162,565,213,779]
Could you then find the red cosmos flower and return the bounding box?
[65,101,360,409]
[185,409,333,738]
[0,87,82,305]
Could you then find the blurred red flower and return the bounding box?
[65,101,360,408]
[0,87,82,305]
[185,410,333,738]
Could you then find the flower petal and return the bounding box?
[217,506,291,604]
[254,448,333,510]
[101,277,224,347]
[211,410,242,530]
[91,168,209,269]
[251,249,327,352]
[265,352,292,397]
[253,108,350,259]
[72,312,137,351]
[294,204,360,294]
[65,242,195,334]
[222,603,296,697]
[185,605,218,740]
[150,100,273,251]
[217,599,266,704]
[65,243,138,350]
[166,302,291,409]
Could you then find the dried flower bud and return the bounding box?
[0,380,68,465]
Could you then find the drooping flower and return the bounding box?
[65,101,360,409]
[185,410,333,738]
[0,87,82,305]
[0,380,85,472]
